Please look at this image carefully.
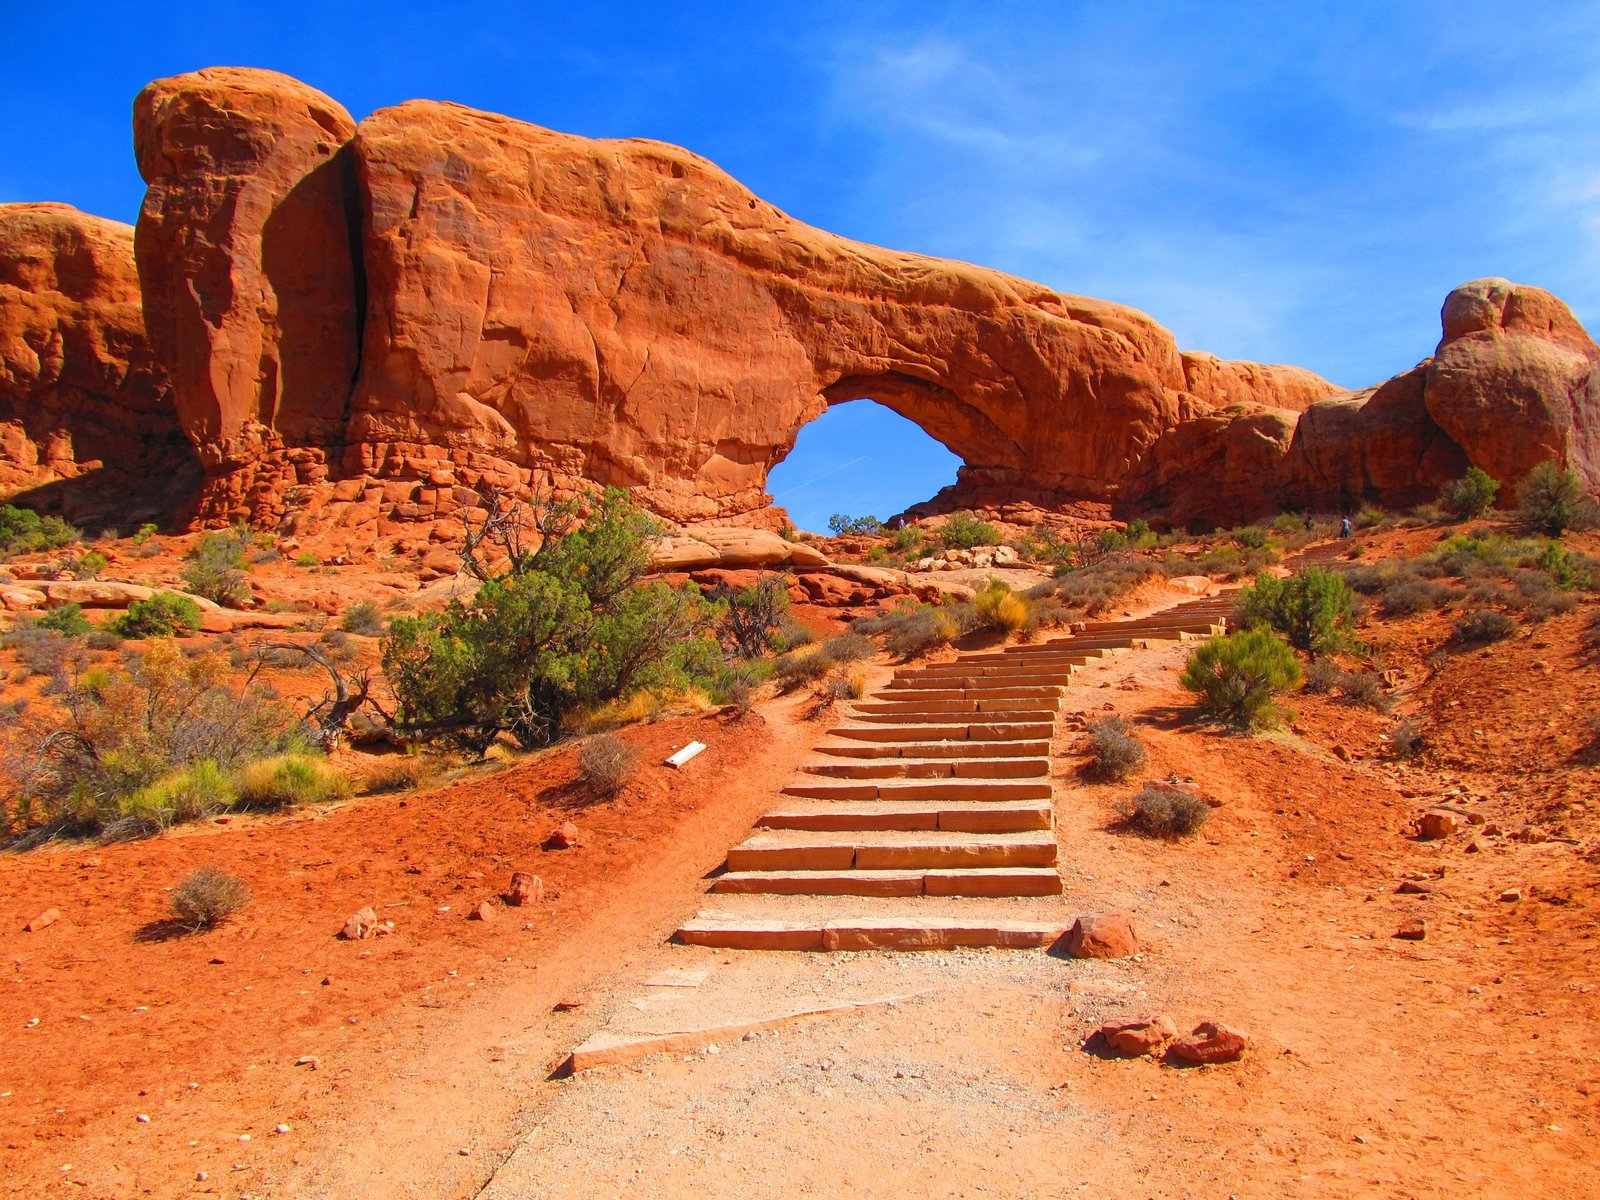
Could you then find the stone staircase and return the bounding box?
[677,594,1233,951]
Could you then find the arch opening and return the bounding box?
[767,397,963,534]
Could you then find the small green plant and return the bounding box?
[112,592,203,639]
[1235,568,1357,654]
[1450,609,1516,646]
[1518,461,1599,537]
[294,551,320,567]
[339,599,387,636]
[123,760,238,827]
[937,512,1001,550]
[71,550,108,580]
[132,523,159,545]
[182,528,252,606]
[1179,628,1302,730]
[1084,714,1147,782]
[1389,718,1424,760]
[0,505,78,557]
[1230,525,1270,549]
[232,754,351,809]
[773,646,834,689]
[170,866,250,931]
[888,607,960,658]
[578,733,638,797]
[823,632,874,664]
[1441,467,1500,519]
[33,603,93,637]
[972,579,1030,635]
[888,525,923,554]
[1117,784,1210,838]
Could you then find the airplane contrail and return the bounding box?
[771,453,869,498]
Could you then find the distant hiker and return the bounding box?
[1339,516,1352,538]
[1303,514,1314,532]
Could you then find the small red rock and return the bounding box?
[1097,1014,1177,1057]
[1058,911,1139,960]
[23,908,60,933]
[553,995,589,1012]
[1416,809,1466,840]
[1395,880,1434,895]
[545,822,580,850]
[340,906,379,940]
[1169,1021,1249,1065]
[506,872,543,907]
[1394,918,1427,941]
[469,900,497,922]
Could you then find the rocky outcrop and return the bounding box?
[0,202,192,523]
[4,68,1596,539]
[133,67,362,511]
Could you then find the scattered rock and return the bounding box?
[1332,745,1352,762]
[1394,918,1427,941]
[468,900,497,922]
[23,908,60,933]
[1096,1014,1177,1057]
[506,872,543,907]
[340,907,379,940]
[1415,809,1467,840]
[1499,889,1523,903]
[293,1056,320,1070]
[545,822,580,851]
[553,995,589,1012]
[1395,881,1435,896]
[1169,1021,1250,1065]
[1058,911,1139,960]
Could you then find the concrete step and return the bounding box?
[826,723,1055,743]
[780,777,1053,802]
[755,798,1054,833]
[725,830,1058,872]
[800,755,1048,779]
[711,867,1063,897]
[676,913,1070,951]
[815,739,1051,760]
[854,697,1062,715]
[847,708,1058,725]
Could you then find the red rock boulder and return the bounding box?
[1169,1021,1249,1064]
[1058,911,1139,960]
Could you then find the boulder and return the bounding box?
[1058,911,1139,960]
[545,821,580,851]
[1096,1014,1176,1057]
[339,906,379,940]
[650,529,828,571]
[0,585,47,611]
[1416,808,1468,840]
[506,872,543,907]
[1169,1021,1249,1064]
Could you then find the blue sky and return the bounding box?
[5,2,1598,531]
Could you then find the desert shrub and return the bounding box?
[1519,461,1599,536]
[827,513,883,536]
[1355,506,1387,529]
[1441,467,1500,519]
[1117,785,1210,838]
[578,733,638,797]
[340,599,386,636]
[1337,670,1392,713]
[182,528,252,607]
[718,672,755,715]
[170,866,250,931]
[2,626,83,679]
[972,580,1030,635]
[1084,714,1147,781]
[1379,575,1450,616]
[1193,542,1280,581]
[840,665,868,699]
[1303,658,1344,694]
[1229,525,1270,549]
[1,641,289,837]
[0,505,78,556]
[132,523,159,545]
[1235,567,1356,654]
[71,551,107,580]
[1450,609,1516,646]
[1042,558,1164,614]
[361,758,426,795]
[1010,526,1075,568]
[1179,628,1302,730]
[383,489,718,753]
[714,574,791,658]
[294,551,320,567]
[1584,611,1600,656]
[889,524,924,555]
[937,511,1002,550]
[85,629,123,652]
[823,632,874,664]
[1021,597,1072,640]
[1336,564,1387,595]
[233,753,350,810]
[772,621,816,651]
[122,759,238,827]
[112,591,203,639]
[888,607,959,658]
[33,603,93,638]
[773,646,834,689]
[1389,717,1424,760]
[1509,571,1578,621]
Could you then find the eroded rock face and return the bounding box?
[133,68,361,499]
[0,202,191,522]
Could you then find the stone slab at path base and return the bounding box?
[677,913,1070,952]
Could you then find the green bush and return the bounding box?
[1518,461,1599,537]
[122,760,238,827]
[827,513,883,536]
[340,599,386,636]
[888,607,959,658]
[1441,467,1500,519]
[888,525,923,554]
[972,579,1030,635]
[1179,628,1302,730]
[33,603,92,637]
[71,550,107,580]
[1234,568,1356,654]
[937,512,1001,550]
[823,632,874,664]
[382,488,718,753]
[112,592,203,639]
[182,528,252,606]
[1450,609,1516,646]
[714,574,790,658]
[233,753,350,810]
[773,646,834,690]
[0,505,78,556]
[1084,714,1146,781]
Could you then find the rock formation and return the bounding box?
[0,202,193,524]
[1,66,1595,541]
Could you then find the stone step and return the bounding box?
[815,739,1051,760]
[871,685,1064,702]
[895,669,1075,687]
[725,830,1058,872]
[780,777,1052,802]
[711,867,1063,897]
[755,798,1053,833]
[827,723,1055,743]
[676,913,1070,951]
[847,708,1059,725]
[800,755,1048,779]
[854,697,1061,715]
